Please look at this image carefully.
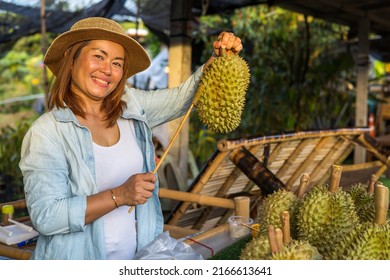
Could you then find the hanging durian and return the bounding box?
[296,165,360,258]
[329,182,390,260]
[194,49,250,133]
[256,173,310,239]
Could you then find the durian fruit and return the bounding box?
[239,234,271,260]
[329,182,390,260]
[347,174,377,223]
[270,239,322,260]
[270,212,322,260]
[240,212,322,260]
[194,49,250,133]
[256,173,310,239]
[296,165,360,258]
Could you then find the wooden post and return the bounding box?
[168,0,193,183]
[40,0,49,110]
[354,18,370,164]
[233,196,250,217]
[374,181,389,225]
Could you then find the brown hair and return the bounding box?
[47,41,128,128]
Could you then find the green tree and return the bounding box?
[191,6,356,165]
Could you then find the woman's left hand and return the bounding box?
[212,31,243,56]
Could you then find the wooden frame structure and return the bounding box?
[165,127,390,231]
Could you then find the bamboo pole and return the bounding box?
[159,188,235,209]
[0,199,26,209]
[217,128,369,152]
[0,243,32,260]
[40,0,49,109]
[233,196,250,217]
[286,137,332,190]
[168,150,230,225]
[163,224,198,239]
[183,224,229,245]
[128,103,195,214]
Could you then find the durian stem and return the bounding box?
[367,174,376,194]
[281,211,291,244]
[220,48,227,57]
[275,228,284,252]
[296,173,310,199]
[374,181,389,225]
[267,225,279,254]
[128,103,195,214]
[329,164,343,193]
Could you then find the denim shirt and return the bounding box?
[19,66,204,260]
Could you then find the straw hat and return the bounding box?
[44,17,151,78]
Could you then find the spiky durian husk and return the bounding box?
[347,183,375,223]
[240,237,322,260]
[270,240,323,260]
[239,235,271,260]
[195,54,250,133]
[256,190,299,238]
[296,184,360,258]
[329,222,390,260]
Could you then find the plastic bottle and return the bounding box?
[1,205,14,226]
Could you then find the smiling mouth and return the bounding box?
[93,77,110,86]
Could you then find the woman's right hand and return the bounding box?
[116,173,156,206]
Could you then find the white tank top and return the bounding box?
[93,118,143,259]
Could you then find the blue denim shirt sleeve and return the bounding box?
[123,66,204,128]
[20,114,89,235]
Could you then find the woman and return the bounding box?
[19,17,243,259]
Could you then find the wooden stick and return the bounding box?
[239,222,261,233]
[128,103,195,214]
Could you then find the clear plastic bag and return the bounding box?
[134,231,204,260]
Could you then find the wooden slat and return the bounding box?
[168,150,230,225]
[286,136,334,190]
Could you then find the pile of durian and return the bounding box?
[240,165,390,260]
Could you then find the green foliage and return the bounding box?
[191,6,356,167]
[189,124,217,166]
[0,119,32,200]
[210,7,351,131]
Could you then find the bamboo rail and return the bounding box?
[0,243,32,260]
[217,128,370,152]
[159,188,235,209]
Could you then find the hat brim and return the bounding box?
[44,28,151,78]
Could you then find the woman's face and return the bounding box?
[70,39,125,102]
